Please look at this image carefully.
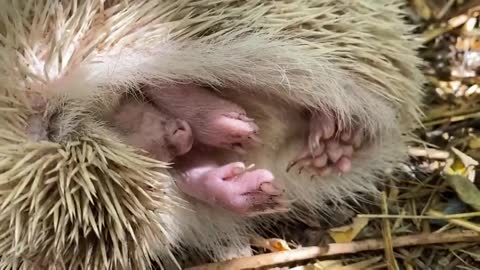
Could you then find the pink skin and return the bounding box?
[108,98,287,216]
[288,111,364,177]
[175,147,288,216]
[107,99,194,162]
[144,84,260,154]
[25,93,49,141]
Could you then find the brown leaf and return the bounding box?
[328,217,369,243]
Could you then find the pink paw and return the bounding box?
[180,162,288,216]
[287,111,364,177]
[144,85,261,154]
[206,110,261,154]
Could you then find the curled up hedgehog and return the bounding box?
[0,0,425,269]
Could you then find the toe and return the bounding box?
[316,166,333,176]
[234,169,275,194]
[220,117,256,137]
[312,154,328,168]
[336,157,352,173]
[321,115,336,139]
[214,162,246,180]
[326,140,343,163]
[342,145,354,157]
[352,130,362,148]
[341,129,352,142]
[259,182,283,196]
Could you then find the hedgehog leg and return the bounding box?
[287,111,363,176]
[176,160,288,216]
[106,98,194,162]
[145,84,261,154]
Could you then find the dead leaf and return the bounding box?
[328,217,369,243]
[445,147,478,182]
[410,0,432,20]
[250,237,291,252]
[468,136,480,149]
[451,147,478,168]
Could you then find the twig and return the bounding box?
[442,0,480,21]
[436,0,456,20]
[428,210,480,233]
[426,118,480,138]
[381,192,399,270]
[408,147,450,160]
[357,212,480,220]
[185,231,480,270]
[424,111,480,127]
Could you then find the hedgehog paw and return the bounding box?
[205,110,261,154]
[181,162,288,216]
[287,111,363,176]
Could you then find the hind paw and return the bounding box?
[203,110,261,154]
[180,162,288,216]
[287,111,364,176]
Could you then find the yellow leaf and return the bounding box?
[445,148,478,182]
[468,136,480,149]
[250,236,290,252]
[451,147,478,168]
[446,158,468,176]
[410,0,432,20]
[268,238,290,251]
[328,217,369,243]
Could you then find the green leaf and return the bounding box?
[446,174,480,211]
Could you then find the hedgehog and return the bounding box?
[0,0,425,269]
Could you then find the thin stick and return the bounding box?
[428,210,480,233]
[185,231,480,270]
[357,212,480,220]
[407,147,450,160]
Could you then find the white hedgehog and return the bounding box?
[0,0,425,269]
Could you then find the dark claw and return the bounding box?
[286,160,298,173]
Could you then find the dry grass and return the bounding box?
[187,1,480,269]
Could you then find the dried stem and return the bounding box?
[185,231,480,270]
